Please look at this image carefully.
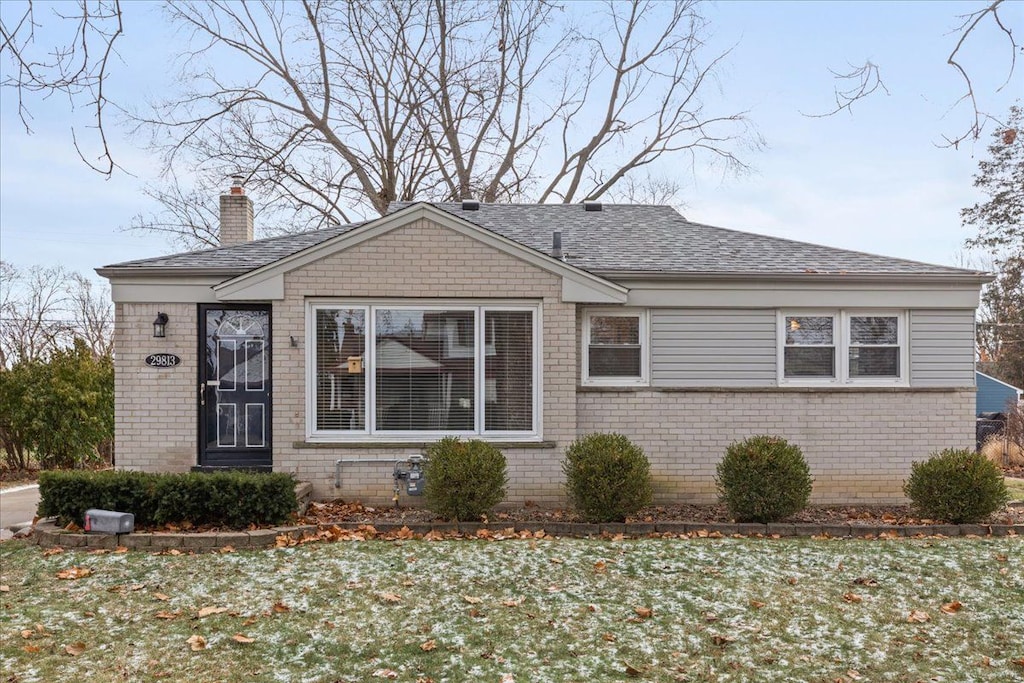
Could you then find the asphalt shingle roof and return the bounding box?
[101,202,978,278]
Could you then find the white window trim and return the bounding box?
[306,299,542,442]
[777,310,908,387]
[581,308,650,387]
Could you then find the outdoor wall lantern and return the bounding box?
[153,312,169,338]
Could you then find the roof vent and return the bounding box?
[462,200,480,211]
[583,200,602,212]
[552,231,562,260]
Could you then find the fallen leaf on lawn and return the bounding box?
[20,630,34,639]
[372,669,398,679]
[853,577,878,587]
[941,601,963,614]
[463,595,482,604]
[549,558,563,564]
[468,608,483,618]
[702,611,718,622]
[749,600,766,609]
[907,610,930,623]
[231,634,255,644]
[500,675,514,683]
[114,546,128,553]
[153,593,170,602]
[1011,657,1024,668]
[56,566,92,580]
[129,584,146,591]
[587,604,600,613]
[843,593,863,604]
[634,606,653,619]
[419,639,436,651]
[197,606,229,618]
[501,599,521,608]
[995,554,1007,562]
[846,670,861,680]
[154,611,180,620]
[603,633,616,642]
[272,601,291,613]
[378,593,402,604]
[711,634,735,646]
[219,545,236,553]
[22,645,41,654]
[594,560,607,573]
[786,577,798,585]
[42,547,64,557]
[624,661,642,677]
[65,642,86,656]
[242,617,258,626]
[186,635,206,651]
[0,585,9,592]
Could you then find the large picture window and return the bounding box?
[309,302,538,440]
[779,311,906,385]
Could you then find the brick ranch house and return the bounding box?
[97,186,990,506]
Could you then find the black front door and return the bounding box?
[199,305,272,468]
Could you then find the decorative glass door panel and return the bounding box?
[199,306,271,467]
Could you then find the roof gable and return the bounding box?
[212,203,628,304]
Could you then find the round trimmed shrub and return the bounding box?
[562,432,653,523]
[903,448,1009,523]
[716,435,813,523]
[424,437,507,521]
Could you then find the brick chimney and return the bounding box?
[219,174,254,246]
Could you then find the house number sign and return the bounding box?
[145,353,181,368]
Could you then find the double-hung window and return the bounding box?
[582,309,649,385]
[308,302,538,440]
[779,311,906,385]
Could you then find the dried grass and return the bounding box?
[981,435,1024,468]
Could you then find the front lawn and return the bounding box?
[1,536,1022,682]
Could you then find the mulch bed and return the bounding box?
[301,499,1024,528]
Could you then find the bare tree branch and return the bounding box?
[801,61,889,118]
[809,0,1019,146]
[0,0,125,175]
[125,0,753,244]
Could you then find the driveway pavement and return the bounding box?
[0,485,40,540]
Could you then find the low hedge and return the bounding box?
[38,470,298,529]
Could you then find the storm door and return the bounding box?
[199,305,272,468]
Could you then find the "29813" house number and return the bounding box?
[145,353,181,368]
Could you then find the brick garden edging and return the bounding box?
[27,519,1023,552]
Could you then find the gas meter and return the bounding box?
[393,455,427,504]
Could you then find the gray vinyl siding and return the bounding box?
[909,310,976,387]
[651,309,776,387]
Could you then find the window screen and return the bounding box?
[588,315,642,378]
[848,316,899,378]
[784,315,835,378]
[315,308,366,430]
[485,310,534,431]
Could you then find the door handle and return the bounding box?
[200,382,206,407]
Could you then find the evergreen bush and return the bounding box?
[38,470,297,528]
[562,432,653,523]
[716,435,812,523]
[903,448,1009,523]
[423,437,507,521]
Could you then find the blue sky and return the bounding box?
[0,1,1020,282]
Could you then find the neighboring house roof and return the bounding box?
[976,371,1023,415]
[98,202,986,280]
